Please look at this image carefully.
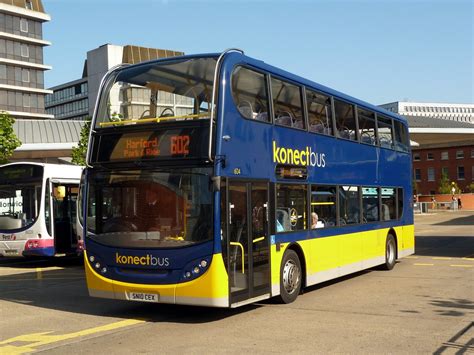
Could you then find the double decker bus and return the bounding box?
[0,163,82,257]
[83,49,413,307]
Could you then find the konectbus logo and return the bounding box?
[115,253,170,267]
[273,141,326,167]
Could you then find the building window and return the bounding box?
[413,153,420,161]
[20,18,28,32]
[21,69,29,83]
[441,151,449,160]
[441,167,449,178]
[427,168,435,182]
[471,149,474,158]
[456,150,464,159]
[415,169,421,181]
[457,166,465,180]
[20,44,29,57]
[427,152,434,161]
[25,0,33,10]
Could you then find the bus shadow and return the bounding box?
[433,214,474,226]
[0,267,257,324]
[0,255,83,268]
[414,236,474,258]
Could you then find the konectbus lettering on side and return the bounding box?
[82,49,414,308]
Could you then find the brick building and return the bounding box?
[412,143,474,195]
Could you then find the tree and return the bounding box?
[71,118,91,166]
[0,111,21,164]
[438,171,460,194]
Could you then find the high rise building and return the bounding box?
[0,0,53,119]
[380,101,473,124]
[45,44,183,120]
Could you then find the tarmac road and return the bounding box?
[0,211,472,354]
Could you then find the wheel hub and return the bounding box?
[283,260,300,295]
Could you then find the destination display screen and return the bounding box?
[0,165,43,182]
[92,127,209,163]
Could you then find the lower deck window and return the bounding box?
[276,184,307,232]
[311,185,337,228]
[339,186,360,225]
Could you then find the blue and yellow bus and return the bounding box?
[83,49,413,307]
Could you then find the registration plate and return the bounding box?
[128,292,159,303]
[4,249,19,255]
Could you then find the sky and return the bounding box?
[42,0,473,105]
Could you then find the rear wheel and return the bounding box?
[279,249,302,304]
[382,234,397,270]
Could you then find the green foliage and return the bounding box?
[0,111,21,164]
[438,171,460,194]
[71,118,91,166]
[467,183,474,193]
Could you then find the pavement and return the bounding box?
[0,211,472,354]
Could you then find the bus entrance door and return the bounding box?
[51,181,79,254]
[227,181,270,305]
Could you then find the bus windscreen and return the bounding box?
[86,167,213,248]
[95,57,217,128]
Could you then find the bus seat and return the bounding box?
[255,112,268,122]
[275,112,293,127]
[381,204,390,220]
[237,101,254,119]
[293,119,304,129]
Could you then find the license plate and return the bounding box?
[128,292,159,303]
[4,249,19,255]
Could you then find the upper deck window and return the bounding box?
[334,99,357,141]
[306,89,333,136]
[95,57,217,129]
[231,66,270,122]
[271,77,305,129]
[393,120,410,152]
[357,108,377,145]
[377,115,394,149]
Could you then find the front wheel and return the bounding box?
[382,234,397,270]
[279,249,302,304]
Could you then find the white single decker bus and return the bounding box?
[0,162,82,257]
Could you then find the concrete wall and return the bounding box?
[418,193,474,210]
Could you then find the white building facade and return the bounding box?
[0,0,53,119]
[380,101,473,124]
[45,44,183,120]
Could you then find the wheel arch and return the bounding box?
[388,227,398,259]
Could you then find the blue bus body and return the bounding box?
[84,51,413,307]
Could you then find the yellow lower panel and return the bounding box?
[270,224,415,290]
[84,251,229,302]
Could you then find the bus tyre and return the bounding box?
[279,249,302,304]
[382,234,397,270]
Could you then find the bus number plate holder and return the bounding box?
[128,292,159,303]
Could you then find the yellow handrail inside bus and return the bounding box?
[99,113,209,127]
[230,242,245,274]
[253,236,265,243]
[311,202,335,206]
